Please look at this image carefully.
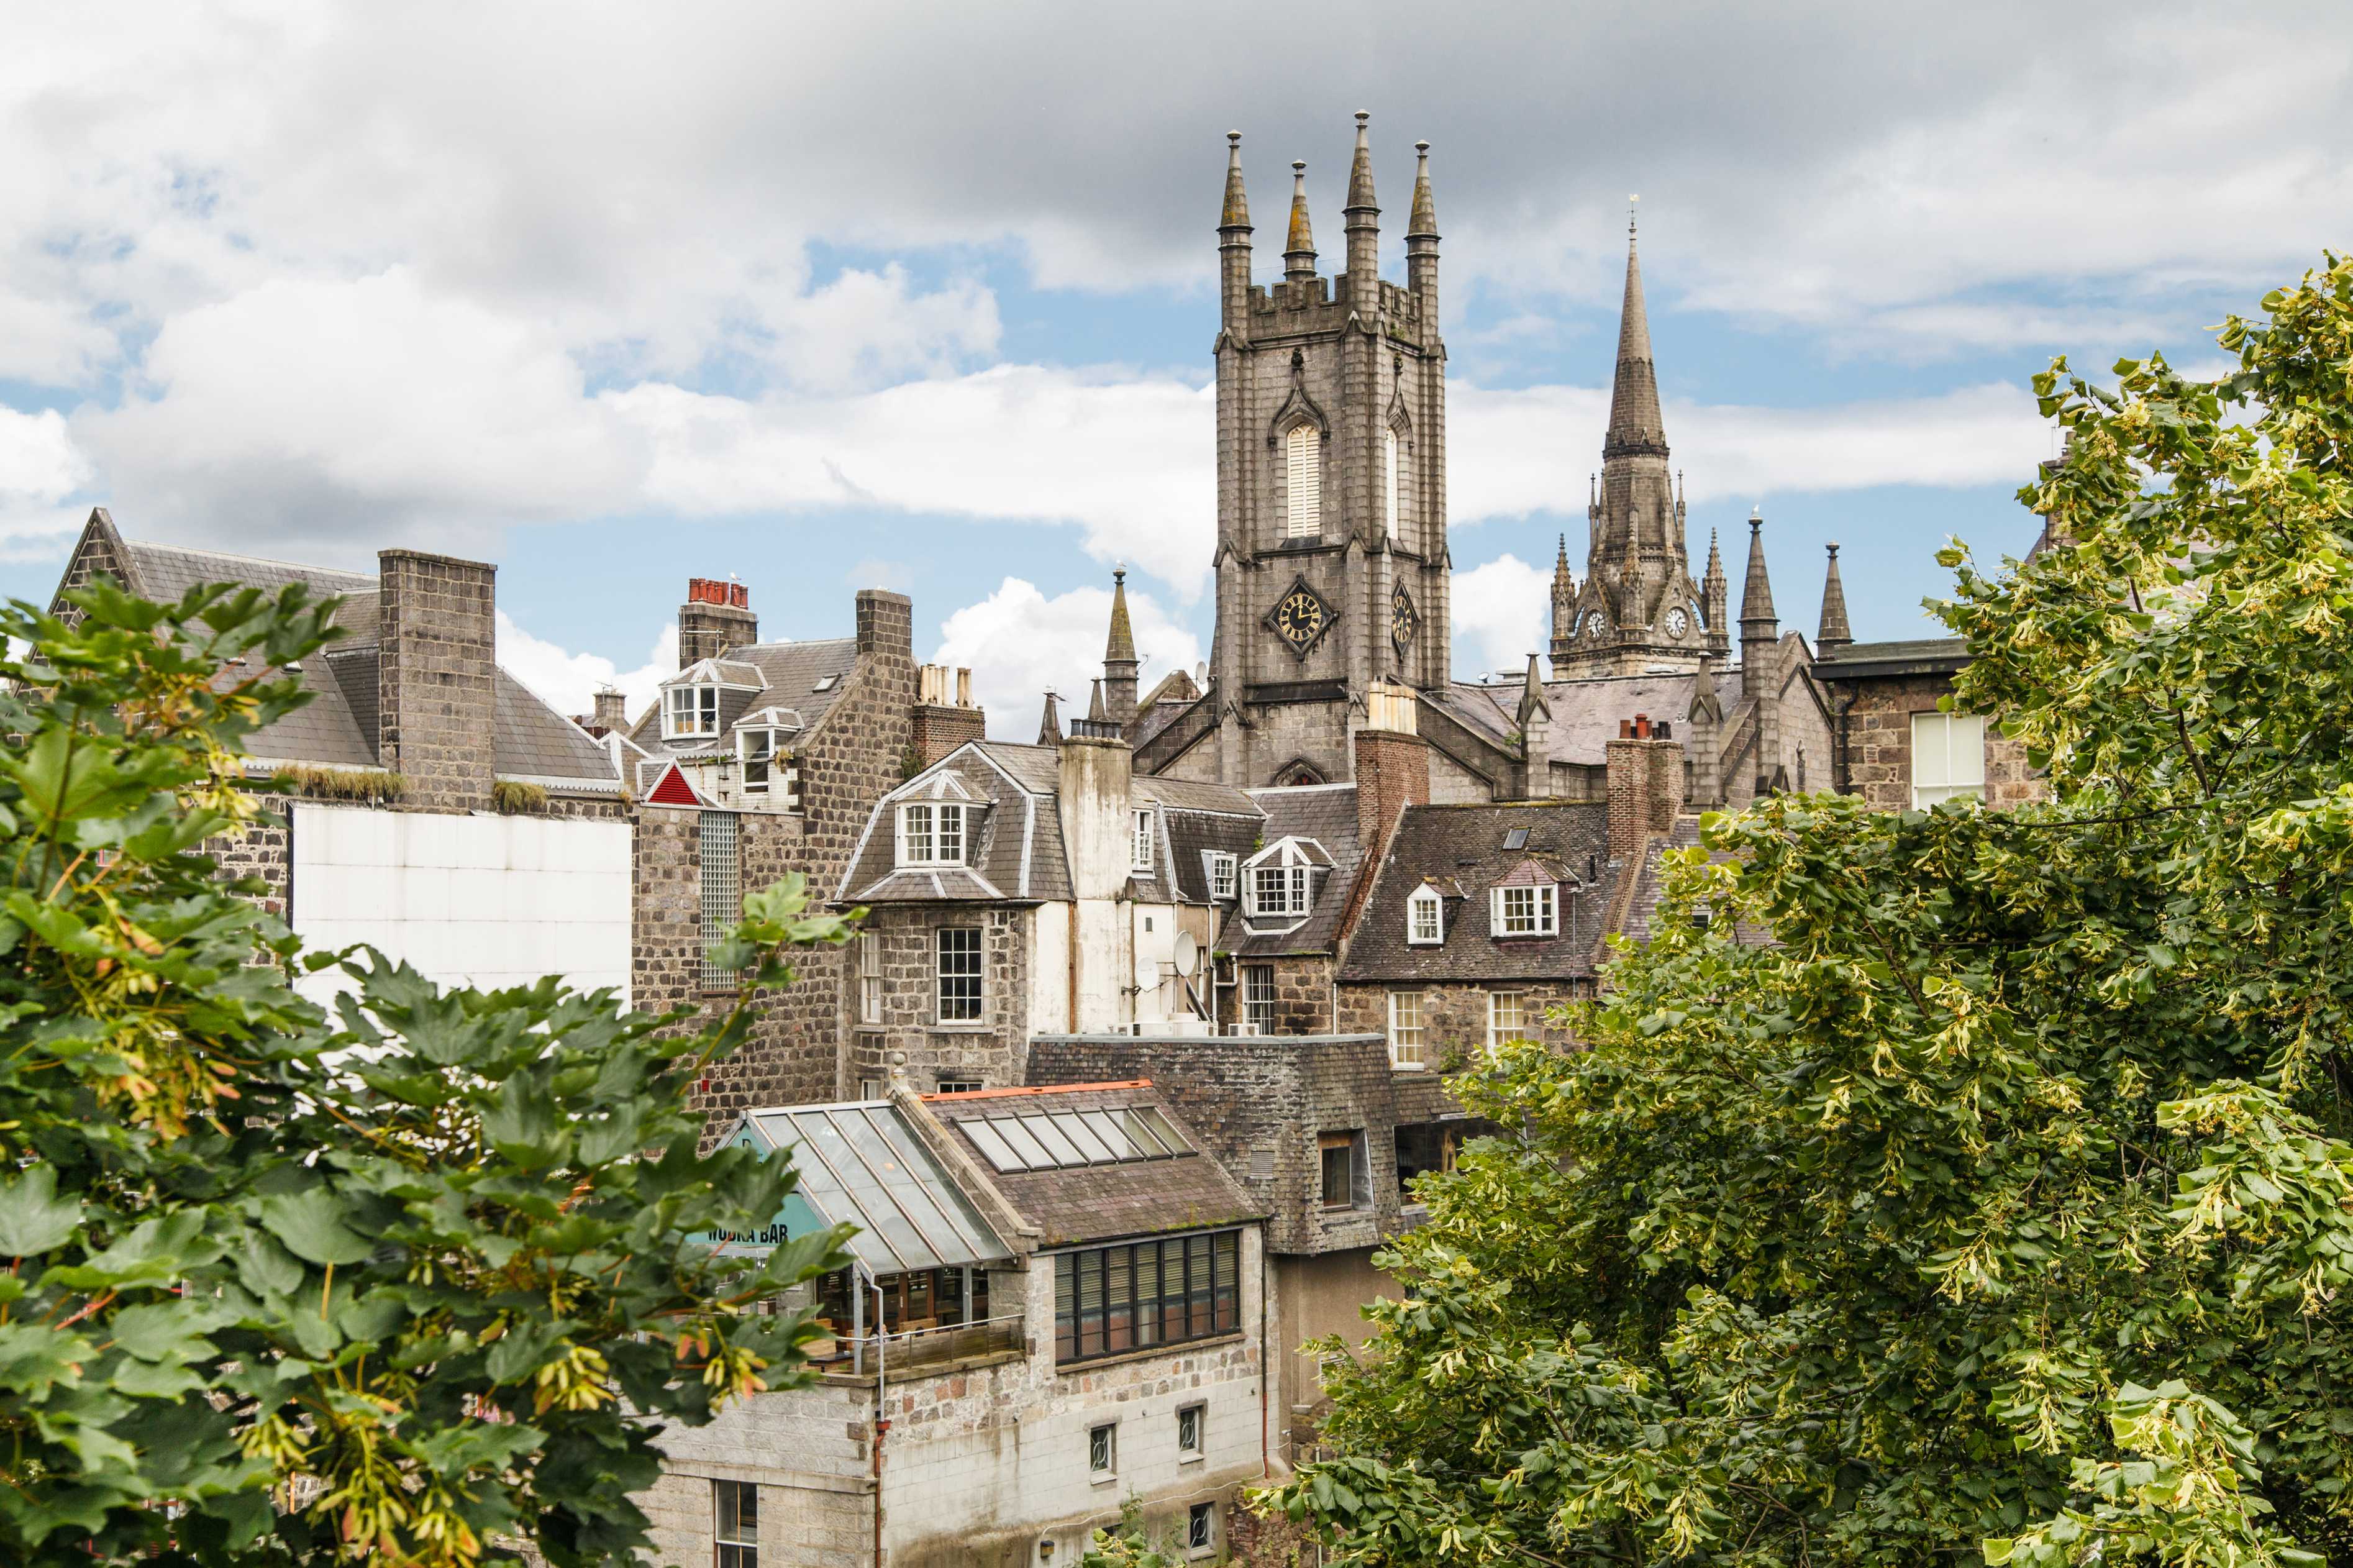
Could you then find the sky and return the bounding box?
[5,4,2347,735]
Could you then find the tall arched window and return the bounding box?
[1285,424,1321,539]
[1382,427,1399,542]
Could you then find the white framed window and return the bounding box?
[1488,990,1527,1052]
[1911,711,1988,808]
[859,1077,885,1101]
[739,728,798,809]
[1176,1403,1204,1460]
[1388,991,1426,1070]
[937,928,983,1023]
[1491,883,1558,937]
[1285,422,1321,539]
[1206,851,1237,901]
[1242,964,1276,1034]
[1406,886,1444,945]
[936,1077,983,1095]
[896,802,965,867]
[1383,426,1400,542]
[663,684,720,740]
[714,1480,758,1568]
[1132,809,1157,873]
[1248,864,1309,919]
[1088,1421,1116,1479]
[856,931,881,1024]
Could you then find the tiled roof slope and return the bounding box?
[626,637,862,755]
[1339,801,1615,983]
[929,1083,1264,1249]
[55,516,616,790]
[1219,783,1363,958]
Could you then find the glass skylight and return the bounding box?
[958,1106,1192,1173]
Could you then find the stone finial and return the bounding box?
[1407,140,1438,239]
[1221,130,1250,231]
[1104,567,1137,664]
[1345,111,1377,214]
[1037,689,1062,746]
[1603,207,1667,461]
[1283,161,1317,281]
[1817,542,1852,653]
[1741,509,1778,630]
[1088,678,1108,722]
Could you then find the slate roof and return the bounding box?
[59,521,616,790]
[1812,637,1971,680]
[1446,672,1703,767]
[1218,783,1363,958]
[626,638,862,756]
[1339,801,1616,983]
[1614,816,1773,950]
[927,1082,1265,1249]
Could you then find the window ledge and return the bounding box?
[1055,1331,1245,1377]
[1091,1472,1119,1488]
[927,1023,995,1034]
[1178,1451,1206,1466]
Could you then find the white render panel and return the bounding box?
[290,805,632,1005]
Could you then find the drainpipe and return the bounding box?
[1259,1234,1271,1478]
[872,1274,890,1568]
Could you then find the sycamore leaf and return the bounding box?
[0,1164,83,1258]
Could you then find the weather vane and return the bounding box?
[1628,193,1639,236]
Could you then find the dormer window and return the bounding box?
[1205,852,1237,901]
[739,728,801,810]
[1132,810,1157,874]
[665,684,720,740]
[1491,883,1559,937]
[897,802,967,867]
[1241,836,1330,922]
[1407,886,1444,945]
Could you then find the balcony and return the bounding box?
[812,1311,1027,1378]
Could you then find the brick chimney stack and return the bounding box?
[1606,715,1684,865]
[377,549,497,813]
[590,686,628,732]
[1352,682,1429,868]
[678,577,758,665]
[913,662,986,766]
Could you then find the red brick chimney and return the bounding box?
[1606,717,1685,864]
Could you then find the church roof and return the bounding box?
[1603,220,1667,460]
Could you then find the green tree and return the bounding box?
[0,577,852,1565]
[1263,258,2353,1567]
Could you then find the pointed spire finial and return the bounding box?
[1105,566,1137,664]
[1284,160,1316,281]
[1088,679,1108,723]
[1220,130,1250,230]
[1817,541,1852,652]
[1346,111,1377,213]
[1741,508,1777,629]
[1037,689,1063,746]
[1408,139,1438,239]
[1629,193,1639,244]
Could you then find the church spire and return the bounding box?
[1603,206,1668,460]
[1037,690,1063,746]
[1345,111,1377,212]
[1344,112,1379,293]
[1816,543,1852,653]
[1283,162,1317,282]
[1701,526,1729,649]
[1220,131,1250,230]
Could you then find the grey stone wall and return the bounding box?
[1219,954,1335,1035]
[1838,672,2044,811]
[1333,978,1590,1075]
[841,904,1031,1095]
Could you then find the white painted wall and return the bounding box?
[290,805,632,1004]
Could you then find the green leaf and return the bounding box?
[257,1187,371,1266]
[0,1164,83,1258]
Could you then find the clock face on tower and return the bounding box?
[1265,577,1335,660]
[1663,606,1690,639]
[1390,585,1419,657]
[1583,609,1608,640]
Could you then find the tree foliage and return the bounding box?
[0,578,852,1565]
[1265,258,2353,1566]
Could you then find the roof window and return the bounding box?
[959,1106,1193,1173]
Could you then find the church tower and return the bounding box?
[1550,216,1724,678]
[1202,116,1450,787]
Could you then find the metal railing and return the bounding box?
[817,1311,1026,1375]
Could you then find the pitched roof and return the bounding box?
[929,1082,1263,1249]
[1339,801,1615,983]
[627,637,860,754]
[55,517,616,790]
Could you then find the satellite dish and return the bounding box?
[1172,930,1201,977]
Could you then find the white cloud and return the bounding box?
[494,612,676,724]
[1449,554,1551,681]
[1449,381,2047,523]
[612,368,1216,591]
[0,408,93,557]
[931,576,1204,742]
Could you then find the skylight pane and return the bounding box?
[994,1116,1056,1169]
[1135,1108,1192,1155]
[1077,1110,1140,1160]
[1116,1108,1173,1157]
[1504,827,1529,850]
[1042,1112,1113,1162]
[962,1118,1027,1172]
[1022,1114,1088,1166]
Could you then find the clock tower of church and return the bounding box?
[1191,114,1450,788]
